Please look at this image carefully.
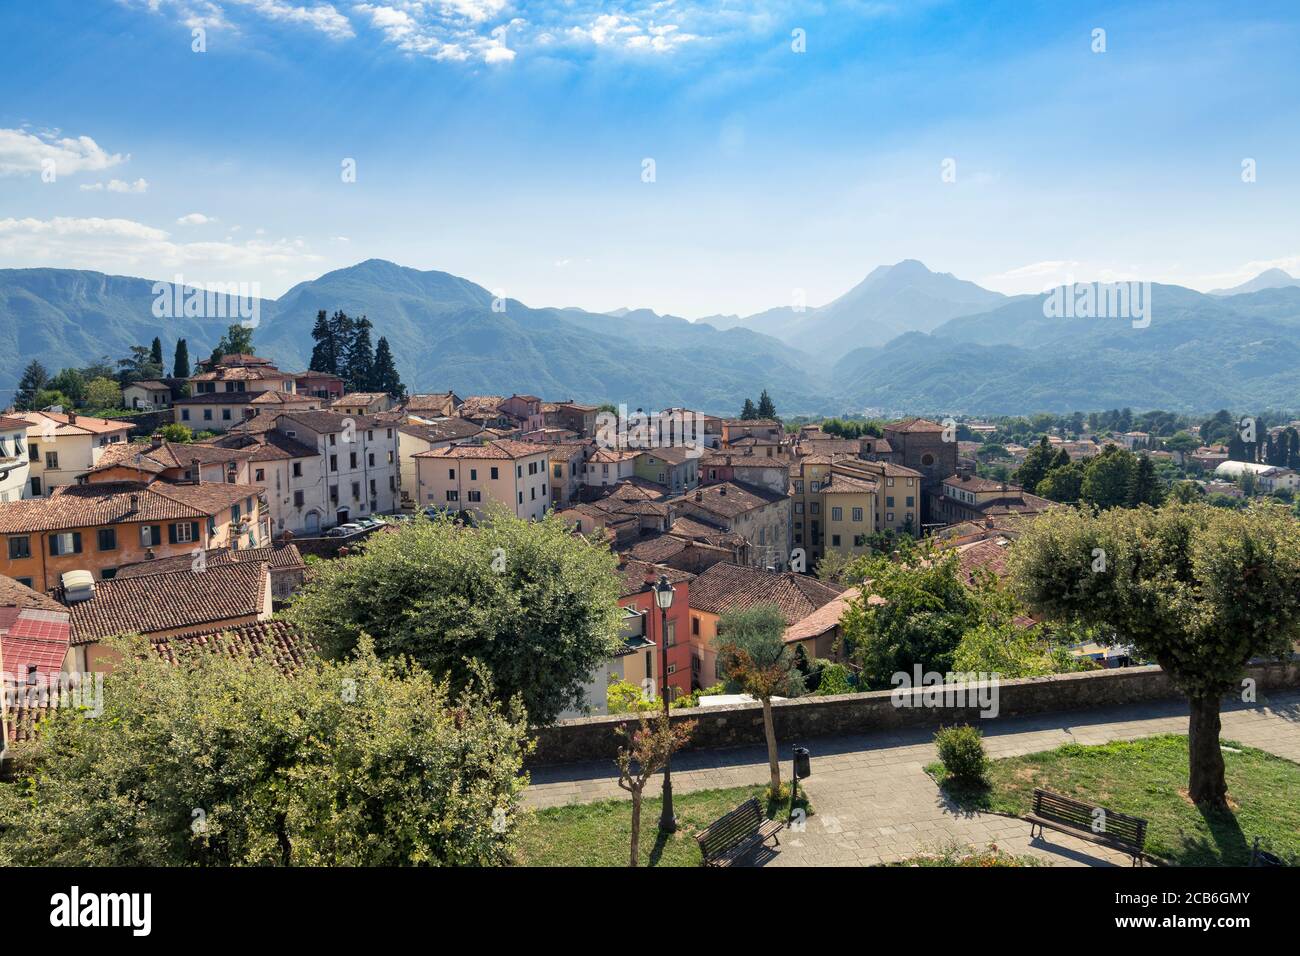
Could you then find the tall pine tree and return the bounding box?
[740,398,758,420]
[173,339,190,379]
[16,360,49,410]
[150,337,164,368]
[344,316,375,392]
[756,389,777,420]
[372,337,406,399]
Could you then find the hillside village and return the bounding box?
[4,335,1299,734]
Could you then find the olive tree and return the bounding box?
[289,508,625,724]
[614,712,695,867]
[717,604,806,797]
[1008,502,1300,808]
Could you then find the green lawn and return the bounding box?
[928,734,1300,866]
[516,785,811,867]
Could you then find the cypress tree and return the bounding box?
[173,339,190,379]
[150,337,164,368]
[372,337,406,399]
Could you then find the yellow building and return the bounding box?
[789,454,922,568]
[414,439,551,520]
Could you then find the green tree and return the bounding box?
[0,636,530,865]
[160,422,194,443]
[740,398,758,420]
[1008,502,1300,808]
[150,337,164,368]
[47,368,86,407]
[15,360,49,410]
[840,543,979,687]
[117,345,164,385]
[309,309,352,376]
[344,316,376,391]
[372,336,406,399]
[716,604,807,797]
[1036,461,1085,503]
[756,389,777,420]
[208,323,255,368]
[173,338,191,379]
[1165,431,1200,461]
[83,377,122,410]
[1014,436,1055,493]
[287,509,624,724]
[1079,444,1133,509]
[1125,453,1163,507]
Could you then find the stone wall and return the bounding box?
[527,659,1300,766]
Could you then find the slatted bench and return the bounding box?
[696,797,783,867]
[1027,787,1147,866]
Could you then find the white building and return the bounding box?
[17,411,132,497]
[1213,460,1300,493]
[0,416,31,503]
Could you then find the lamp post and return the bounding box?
[653,573,677,833]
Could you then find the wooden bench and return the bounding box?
[1027,788,1147,865]
[696,797,783,867]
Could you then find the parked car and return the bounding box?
[325,523,364,537]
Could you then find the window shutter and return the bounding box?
[49,535,60,556]
[72,532,82,554]
[191,522,200,542]
[151,525,161,546]
[168,523,177,544]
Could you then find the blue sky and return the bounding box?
[2,0,1299,316]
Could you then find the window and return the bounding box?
[490,467,499,480]
[906,496,914,507]
[28,443,38,462]
[292,462,303,478]
[255,468,265,482]
[329,455,338,471]
[45,451,59,469]
[794,480,804,493]
[530,487,536,500]
[232,503,241,522]
[854,534,866,547]
[467,490,481,502]
[516,465,523,478]
[369,479,377,496]
[182,409,191,421]
[692,616,700,636]
[469,468,477,481]
[222,409,232,421]
[329,434,337,446]
[101,568,117,580]
[293,490,304,507]
[886,496,895,507]
[553,464,562,478]
[832,534,841,546]
[139,525,162,547]
[330,485,339,504]
[794,502,804,514]
[172,522,195,543]
[352,482,361,500]
[387,451,394,464]
[203,409,212,421]
[49,532,81,555]
[350,452,358,469]
[666,620,677,646]
[852,507,864,522]
[886,512,894,522]
[15,577,33,588]
[8,536,31,559]
[831,506,843,521]
[810,502,820,514]
[97,528,117,551]
[517,492,523,505]
[446,490,459,502]
[389,476,396,491]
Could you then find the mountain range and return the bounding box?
[2,260,1299,417]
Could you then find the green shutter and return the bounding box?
[191,522,200,543]
[168,523,177,545]
[72,532,82,554]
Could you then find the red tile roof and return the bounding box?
[0,480,263,534]
[417,439,549,460]
[689,563,844,624]
[151,619,313,674]
[64,561,269,644]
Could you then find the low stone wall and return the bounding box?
[289,528,380,560]
[528,659,1300,766]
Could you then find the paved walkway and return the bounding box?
[526,690,1300,866]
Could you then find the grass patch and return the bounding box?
[883,842,1041,867]
[928,734,1300,866]
[516,785,811,867]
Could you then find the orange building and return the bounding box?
[0,480,268,593]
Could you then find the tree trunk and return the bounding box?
[1187,694,1228,809]
[629,791,642,867]
[762,698,781,797]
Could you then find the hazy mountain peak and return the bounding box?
[1210,267,1300,296]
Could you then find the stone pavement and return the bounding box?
[525,689,1300,866]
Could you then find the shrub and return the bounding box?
[814,662,854,695]
[935,725,988,783]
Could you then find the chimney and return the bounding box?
[67,411,77,425]
[192,459,202,484]
[150,432,164,449]
[719,486,727,496]
[129,492,140,511]
[695,491,702,501]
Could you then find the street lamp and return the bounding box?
[653,573,677,833]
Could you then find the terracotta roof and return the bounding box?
[0,480,263,534]
[954,537,1013,585]
[723,418,781,427]
[0,574,66,612]
[700,452,794,467]
[250,390,318,405]
[417,439,548,460]
[150,618,313,674]
[672,480,787,518]
[405,392,461,413]
[65,561,269,644]
[457,395,505,415]
[0,415,30,430]
[885,417,946,434]
[783,587,867,643]
[16,411,132,436]
[115,543,305,579]
[85,439,254,476]
[945,474,1018,493]
[821,474,879,494]
[622,534,689,563]
[615,558,694,598]
[399,419,484,443]
[589,447,640,463]
[0,606,72,677]
[128,379,170,391]
[634,446,698,465]
[690,563,845,624]
[332,392,386,406]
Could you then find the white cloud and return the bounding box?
[124,0,353,39]
[80,177,150,193]
[0,128,126,177]
[177,212,217,225]
[0,215,322,282]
